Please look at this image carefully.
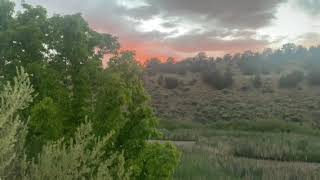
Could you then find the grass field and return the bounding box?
[162,121,320,179]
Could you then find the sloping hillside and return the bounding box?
[144,70,320,127]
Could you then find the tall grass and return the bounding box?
[172,126,320,179]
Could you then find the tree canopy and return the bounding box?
[0,1,180,179]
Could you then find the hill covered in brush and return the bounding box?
[144,44,320,125]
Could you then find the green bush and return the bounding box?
[138,143,181,180]
[279,70,304,88]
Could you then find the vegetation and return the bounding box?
[164,77,179,89]
[0,1,180,179]
[252,74,262,88]
[143,37,320,180]
[23,122,131,180]
[202,68,233,90]
[2,0,320,179]
[0,68,34,179]
[279,71,304,88]
[159,120,320,180]
[307,69,320,86]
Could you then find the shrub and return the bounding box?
[279,70,304,88]
[164,77,179,89]
[157,75,164,85]
[22,122,131,180]
[138,143,181,180]
[0,68,34,179]
[308,70,320,86]
[252,74,262,88]
[202,69,233,90]
[262,79,274,93]
[238,58,261,75]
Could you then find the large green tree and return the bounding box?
[0,1,180,179]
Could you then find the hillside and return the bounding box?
[145,71,320,125]
[143,47,320,179]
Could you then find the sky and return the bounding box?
[16,0,320,62]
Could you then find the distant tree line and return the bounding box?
[146,43,320,90]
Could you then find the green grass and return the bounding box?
[162,120,320,179]
[174,144,320,180]
[209,120,320,136]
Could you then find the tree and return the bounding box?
[0,0,14,31]
[0,68,34,179]
[0,2,120,155]
[26,97,64,156]
[1,3,181,179]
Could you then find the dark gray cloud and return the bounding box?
[145,0,286,28]
[21,0,286,30]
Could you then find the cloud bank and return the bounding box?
[19,0,319,61]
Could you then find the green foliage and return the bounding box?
[171,127,320,180]
[22,121,131,180]
[210,120,318,136]
[26,97,64,156]
[0,68,34,178]
[137,143,181,180]
[0,1,120,154]
[0,0,14,31]
[94,52,182,179]
[0,3,180,180]
[279,70,304,88]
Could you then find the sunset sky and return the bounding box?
[17,0,320,62]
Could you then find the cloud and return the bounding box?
[145,0,287,29]
[18,0,318,61]
[297,32,320,47]
[164,30,269,53]
[294,0,320,16]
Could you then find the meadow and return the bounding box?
[160,120,320,179]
